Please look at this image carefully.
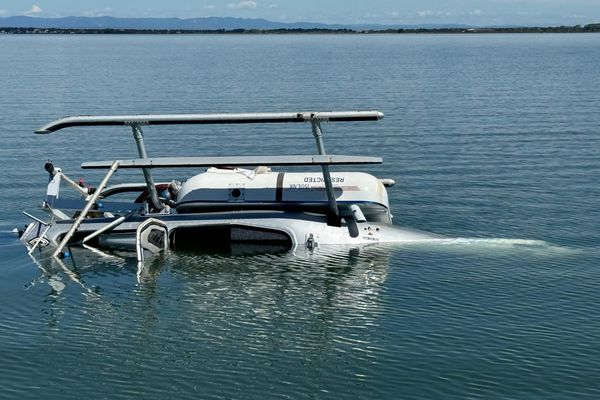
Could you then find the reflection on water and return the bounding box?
[4,231,600,399]
[13,244,395,397]
[28,243,391,332]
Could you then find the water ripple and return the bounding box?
[1,34,600,399]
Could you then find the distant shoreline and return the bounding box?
[1,24,600,35]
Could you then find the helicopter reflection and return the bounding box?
[26,242,393,333]
[27,243,392,294]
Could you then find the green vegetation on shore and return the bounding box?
[1,24,600,35]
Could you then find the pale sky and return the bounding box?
[1,0,599,26]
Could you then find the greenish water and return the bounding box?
[0,34,599,399]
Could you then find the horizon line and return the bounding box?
[1,15,599,28]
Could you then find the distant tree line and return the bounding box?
[1,24,600,35]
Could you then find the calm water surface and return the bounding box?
[0,34,599,399]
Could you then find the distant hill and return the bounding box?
[0,16,470,31]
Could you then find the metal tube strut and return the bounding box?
[52,161,120,258]
[311,121,340,226]
[28,223,53,255]
[131,125,163,211]
[22,211,50,226]
[80,208,140,244]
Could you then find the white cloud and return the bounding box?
[227,1,257,10]
[416,9,452,18]
[25,5,42,15]
[470,9,483,16]
[0,9,7,16]
[267,3,278,9]
[204,5,216,10]
[81,8,113,17]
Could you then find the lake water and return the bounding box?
[0,34,599,399]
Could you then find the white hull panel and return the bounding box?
[176,169,390,219]
[21,211,438,253]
